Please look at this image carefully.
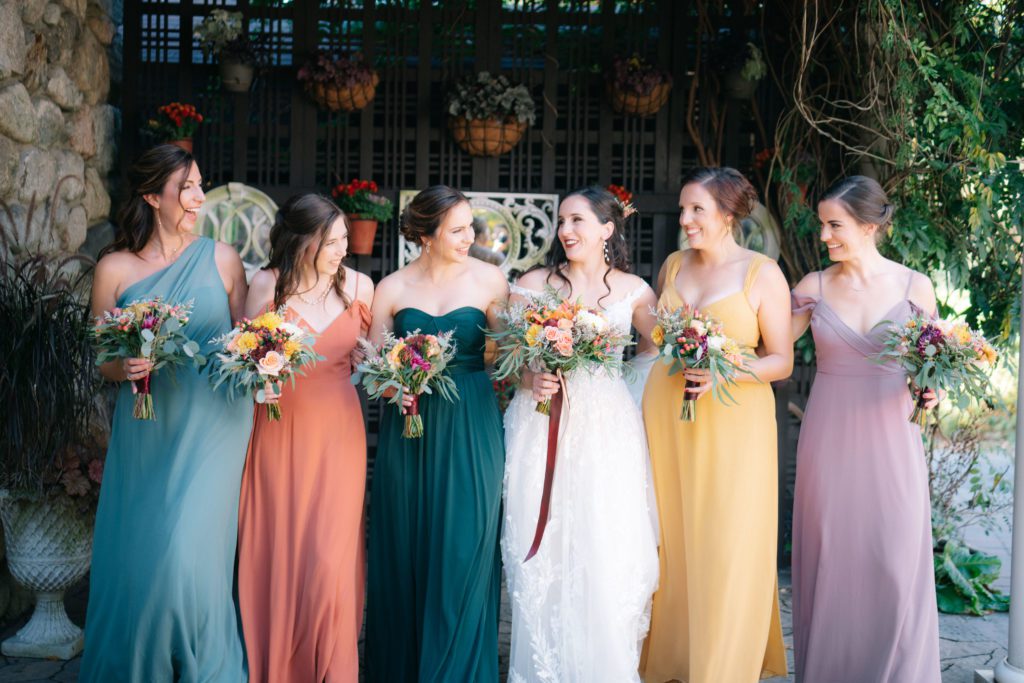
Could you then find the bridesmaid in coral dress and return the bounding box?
[641,167,791,683]
[237,193,374,683]
[790,176,941,682]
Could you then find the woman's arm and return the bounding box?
[244,269,276,320]
[214,242,248,323]
[631,284,659,353]
[790,272,819,342]
[743,261,793,383]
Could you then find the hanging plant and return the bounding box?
[297,50,380,112]
[194,9,264,93]
[607,54,673,117]
[722,42,767,99]
[447,72,536,157]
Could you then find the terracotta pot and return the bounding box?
[219,60,254,93]
[167,139,193,154]
[348,217,379,255]
[449,116,527,157]
[607,80,672,117]
[308,72,380,112]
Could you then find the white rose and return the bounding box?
[577,309,608,333]
[279,321,306,340]
[706,335,725,352]
[690,320,707,336]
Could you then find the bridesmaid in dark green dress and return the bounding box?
[365,185,509,682]
[83,145,251,682]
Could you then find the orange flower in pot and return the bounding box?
[330,179,393,255]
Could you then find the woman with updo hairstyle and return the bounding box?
[236,193,374,682]
[790,175,941,681]
[500,186,659,681]
[364,185,509,682]
[641,167,791,682]
[82,144,252,681]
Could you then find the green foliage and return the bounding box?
[767,1,1024,344]
[933,540,1009,615]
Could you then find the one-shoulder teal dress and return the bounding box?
[365,307,505,682]
[81,238,253,683]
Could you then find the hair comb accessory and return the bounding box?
[606,183,638,219]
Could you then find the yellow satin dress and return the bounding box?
[641,251,788,682]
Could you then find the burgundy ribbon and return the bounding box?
[407,393,420,416]
[134,375,151,396]
[524,371,568,562]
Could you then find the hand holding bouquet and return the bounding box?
[210,310,322,421]
[877,313,997,426]
[93,298,205,420]
[354,330,459,438]
[490,287,634,415]
[651,304,754,421]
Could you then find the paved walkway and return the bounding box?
[0,567,1012,682]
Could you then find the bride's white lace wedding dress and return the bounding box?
[501,283,660,683]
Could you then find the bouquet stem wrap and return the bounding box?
[525,370,569,562]
[403,394,422,439]
[681,378,699,422]
[909,389,930,427]
[133,376,154,420]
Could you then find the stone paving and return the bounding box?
[0,568,1012,682]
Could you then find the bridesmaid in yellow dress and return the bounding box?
[641,167,792,682]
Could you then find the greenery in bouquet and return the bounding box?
[490,286,633,415]
[447,72,537,125]
[609,53,673,96]
[331,179,393,223]
[876,313,997,425]
[354,330,459,438]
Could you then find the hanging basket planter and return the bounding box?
[447,72,535,157]
[298,51,380,113]
[449,116,527,157]
[607,54,673,118]
[607,80,672,117]
[307,72,380,112]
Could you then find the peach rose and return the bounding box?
[258,351,285,376]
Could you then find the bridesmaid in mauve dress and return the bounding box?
[237,194,374,683]
[791,175,941,682]
[83,145,252,682]
[364,185,509,683]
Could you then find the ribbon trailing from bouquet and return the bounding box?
[524,369,570,562]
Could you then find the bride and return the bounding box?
[501,186,660,683]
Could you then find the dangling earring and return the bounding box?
[603,240,610,263]
[424,240,431,255]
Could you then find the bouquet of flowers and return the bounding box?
[209,310,322,421]
[330,178,393,222]
[145,102,204,143]
[651,304,753,421]
[93,298,205,420]
[491,287,634,415]
[354,330,459,438]
[877,313,998,425]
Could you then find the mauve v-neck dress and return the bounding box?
[791,272,940,683]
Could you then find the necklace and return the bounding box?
[152,234,186,263]
[295,284,332,307]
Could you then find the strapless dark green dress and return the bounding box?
[365,307,505,683]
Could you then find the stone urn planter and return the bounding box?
[168,138,193,154]
[449,116,527,157]
[0,494,93,659]
[347,217,379,255]
[219,60,255,93]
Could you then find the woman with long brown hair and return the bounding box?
[236,192,374,683]
[82,144,252,682]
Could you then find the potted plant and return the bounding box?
[330,179,393,255]
[194,9,263,93]
[607,54,673,117]
[298,51,380,112]
[0,182,106,659]
[723,42,767,99]
[144,102,203,153]
[447,72,536,157]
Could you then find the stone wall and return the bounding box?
[0,0,120,256]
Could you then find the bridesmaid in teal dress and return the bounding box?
[365,185,509,682]
[83,145,252,682]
